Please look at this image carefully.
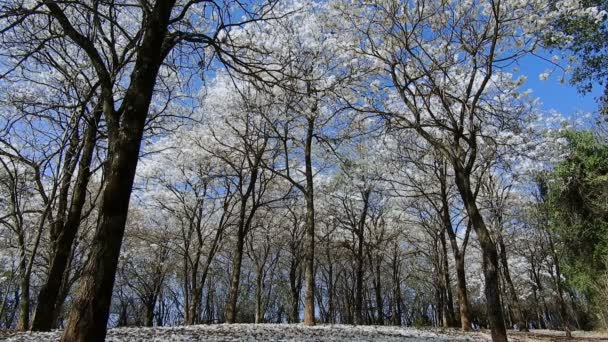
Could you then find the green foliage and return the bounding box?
[548,130,608,295]
[552,0,608,114]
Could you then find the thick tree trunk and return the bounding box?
[454,168,507,342]
[32,110,101,331]
[303,117,316,326]
[61,124,145,340]
[144,298,155,327]
[60,2,175,339]
[188,287,202,325]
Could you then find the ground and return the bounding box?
[1,324,607,341]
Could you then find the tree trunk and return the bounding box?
[441,176,472,331]
[255,268,263,324]
[60,2,175,339]
[530,257,548,329]
[548,232,572,338]
[49,115,81,249]
[225,151,260,324]
[288,256,301,323]
[455,252,472,331]
[17,270,30,331]
[391,245,403,326]
[354,188,370,325]
[454,167,507,342]
[497,234,527,331]
[355,229,364,325]
[327,260,335,324]
[225,233,245,324]
[144,298,155,327]
[303,117,316,326]
[440,230,456,327]
[374,256,383,325]
[32,110,101,331]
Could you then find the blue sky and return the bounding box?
[515,54,601,117]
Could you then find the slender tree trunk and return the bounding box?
[225,232,245,324]
[497,234,527,331]
[187,253,201,326]
[204,281,214,324]
[391,245,402,326]
[49,115,81,250]
[17,268,29,331]
[454,168,507,342]
[354,188,370,325]
[355,229,364,325]
[433,236,445,327]
[327,260,334,324]
[288,257,301,323]
[455,252,472,330]
[440,230,456,327]
[32,110,101,331]
[441,177,472,331]
[303,116,316,326]
[60,2,175,338]
[547,233,572,338]
[530,258,548,329]
[255,267,263,324]
[225,154,260,323]
[374,256,383,325]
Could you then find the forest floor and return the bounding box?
[1,324,607,341]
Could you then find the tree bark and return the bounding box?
[440,230,456,327]
[303,116,316,326]
[374,255,383,325]
[455,251,472,330]
[288,254,302,323]
[453,167,507,342]
[391,243,403,326]
[548,232,572,338]
[497,234,527,331]
[255,267,264,324]
[60,1,176,339]
[225,165,260,323]
[32,110,101,331]
[49,115,81,249]
[17,265,30,331]
[225,232,245,323]
[355,188,370,325]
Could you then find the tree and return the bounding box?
[235,0,367,325]
[341,0,594,339]
[0,0,277,339]
[551,0,608,114]
[546,130,608,328]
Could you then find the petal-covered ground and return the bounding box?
[2,324,606,341]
